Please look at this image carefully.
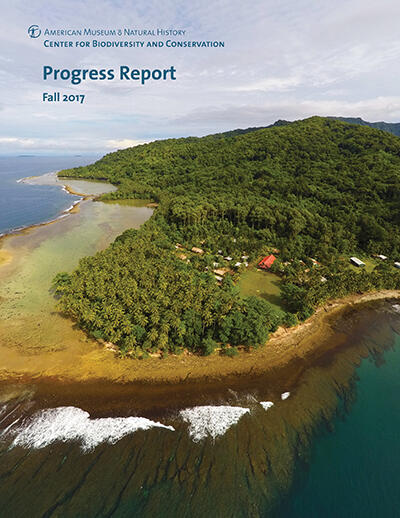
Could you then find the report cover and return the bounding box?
[1,2,400,517]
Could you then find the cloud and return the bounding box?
[105,138,149,149]
[0,137,36,146]
[231,76,303,93]
[1,0,400,152]
[0,135,151,153]
[172,96,400,130]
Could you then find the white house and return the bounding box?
[350,257,365,267]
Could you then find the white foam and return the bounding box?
[2,418,20,435]
[0,403,21,425]
[180,405,250,442]
[281,392,290,400]
[18,172,58,186]
[392,304,400,313]
[7,406,174,451]
[60,198,83,216]
[260,401,274,411]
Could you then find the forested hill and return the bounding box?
[268,116,400,137]
[328,117,400,137]
[62,116,400,259]
[55,117,400,356]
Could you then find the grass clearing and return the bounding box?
[238,268,284,311]
[347,256,378,273]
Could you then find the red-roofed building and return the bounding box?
[258,254,276,270]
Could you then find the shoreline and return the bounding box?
[102,289,400,384]
[0,289,399,388]
[1,174,400,396]
[0,198,85,247]
[0,172,94,245]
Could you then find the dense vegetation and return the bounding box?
[329,117,400,137]
[54,117,400,357]
[270,116,400,137]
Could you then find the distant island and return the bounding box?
[53,116,400,359]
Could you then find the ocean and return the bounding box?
[0,157,400,517]
[277,318,400,518]
[0,155,98,235]
[0,303,399,517]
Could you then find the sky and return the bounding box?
[1,0,400,154]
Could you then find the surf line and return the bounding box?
[1,172,92,240]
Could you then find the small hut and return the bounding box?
[350,257,365,267]
[258,254,276,270]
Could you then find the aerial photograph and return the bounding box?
[1,1,400,517]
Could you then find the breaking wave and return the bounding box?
[5,406,174,451]
[180,405,250,442]
[260,401,274,410]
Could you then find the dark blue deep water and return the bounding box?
[0,156,98,235]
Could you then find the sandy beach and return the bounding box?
[0,250,12,266]
[1,173,399,392]
[0,285,398,388]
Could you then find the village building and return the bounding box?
[258,254,276,269]
[395,262,400,269]
[213,268,228,276]
[191,247,204,254]
[350,257,365,267]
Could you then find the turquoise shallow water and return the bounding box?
[279,332,400,518]
[1,156,400,517]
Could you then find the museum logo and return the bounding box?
[28,25,41,38]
